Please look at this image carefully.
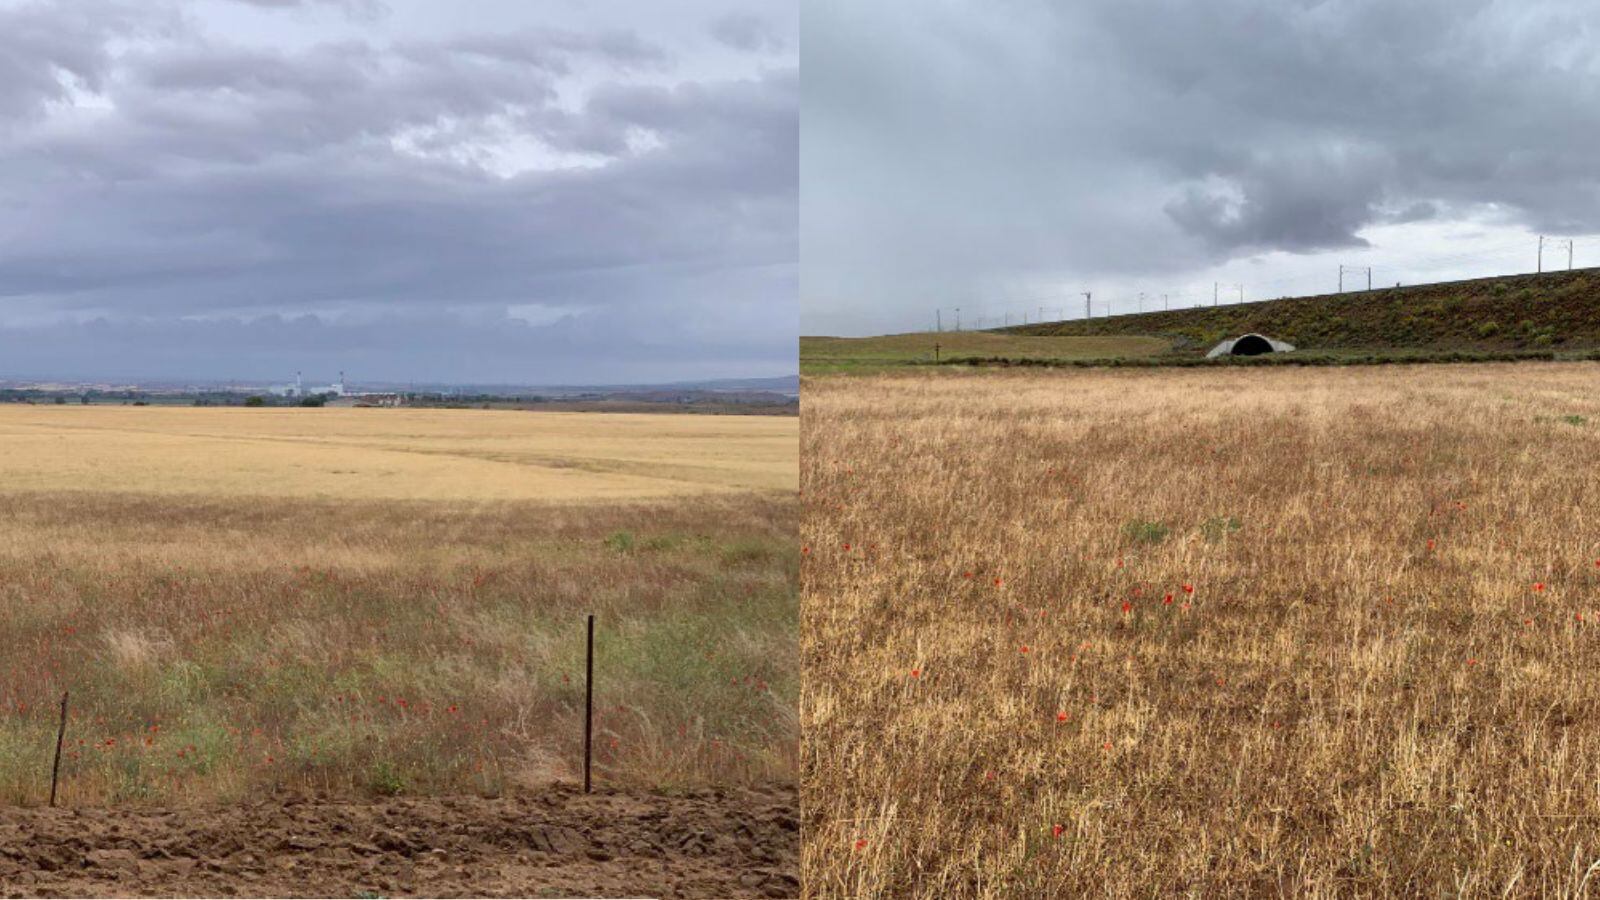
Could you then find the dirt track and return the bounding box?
[0,783,798,898]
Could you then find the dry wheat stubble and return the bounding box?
[802,362,1600,898]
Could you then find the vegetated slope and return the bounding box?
[1004,267,1600,356]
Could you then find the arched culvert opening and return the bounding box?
[1229,334,1275,356]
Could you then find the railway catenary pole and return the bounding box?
[1339,265,1372,293]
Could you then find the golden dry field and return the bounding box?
[802,363,1600,897]
[0,405,795,501]
[0,406,797,806]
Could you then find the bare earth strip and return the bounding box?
[0,783,798,898]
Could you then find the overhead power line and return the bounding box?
[930,233,1594,329]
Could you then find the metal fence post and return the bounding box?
[584,614,594,793]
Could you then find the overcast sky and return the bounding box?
[0,0,795,384]
[803,0,1600,335]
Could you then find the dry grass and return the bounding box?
[0,408,797,806]
[0,405,797,500]
[802,363,1600,897]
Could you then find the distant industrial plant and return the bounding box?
[267,372,405,407]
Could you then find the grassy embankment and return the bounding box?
[800,333,1168,375]
[807,268,1600,373]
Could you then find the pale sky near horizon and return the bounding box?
[0,0,796,384]
[803,0,1600,336]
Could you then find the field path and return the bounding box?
[0,783,798,898]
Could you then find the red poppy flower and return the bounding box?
[1121,601,1132,614]
[1056,711,1069,722]
[1019,645,1030,654]
[854,839,868,851]
[1534,582,1546,592]
[1051,824,1065,838]
[1163,593,1174,605]
[909,669,921,678]
[1182,584,1194,594]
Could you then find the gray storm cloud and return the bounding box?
[802,0,1600,334]
[0,0,796,383]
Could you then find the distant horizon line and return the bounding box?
[0,372,801,393]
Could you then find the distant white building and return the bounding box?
[270,371,346,397]
[321,372,348,396]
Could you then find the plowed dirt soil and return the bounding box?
[0,783,798,898]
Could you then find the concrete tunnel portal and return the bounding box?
[1229,334,1276,356]
[1205,333,1297,358]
